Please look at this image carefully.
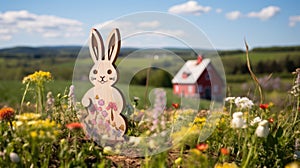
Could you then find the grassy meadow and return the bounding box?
[0,46,299,167]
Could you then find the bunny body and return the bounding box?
[81,28,126,141]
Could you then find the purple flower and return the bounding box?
[102,110,108,117]
[98,99,105,106]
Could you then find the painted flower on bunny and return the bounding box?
[231,112,247,128]
[106,102,118,111]
[255,120,269,138]
[101,110,108,117]
[98,99,105,106]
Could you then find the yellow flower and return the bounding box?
[214,162,239,168]
[214,163,223,168]
[174,157,182,165]
[285,161,300,168]
[15,113,41,121]
[22,70,52,84]
[30,131,37,138]
[39,130,45,137]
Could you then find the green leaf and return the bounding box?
[267,134,275,147]
[275,127,283,138]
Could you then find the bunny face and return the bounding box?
[88,28,121,87]
[89,61,117,86]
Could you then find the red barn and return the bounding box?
[172,56,224,100]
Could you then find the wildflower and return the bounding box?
[293,68,300,85]
[231,112,246,128]
[234,97,254,110]
[285,161,300,168]
[103,146,114,155]
[133,96,140,106]
[66,122,83,130]
[214,162,238,168]
[68,85,76,109]
[22,70,52,84]
[46,91,55,109]
[0,107,15,121]
[30,131,38,138]
[250,116,262,126]
[15,113,41,121]
[196,143,208,151]
[172,103,180,109]
[9,152,20,163]
[129,136,141,146]
[174,157,182,165]
[255,120,269,138]
[268,118,274,124]
[220,147,229,155]
[259,103,269,110]
[225,97,235,102]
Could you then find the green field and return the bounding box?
[1,46,299,109]
[0,80,211,110]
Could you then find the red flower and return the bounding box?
[66,122,83,130]
[220,147,229,155]
[259,104,269,110]
[0,107,15,121]
[172,103,180,109]
[196,143,208,151]
[268,118,274,123]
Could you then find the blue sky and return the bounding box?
[1,0,300,50]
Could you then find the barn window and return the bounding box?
[198,85,203,92]
[188,85,194,93]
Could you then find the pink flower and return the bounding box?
[98,99,105,106]
[106,102,118,111]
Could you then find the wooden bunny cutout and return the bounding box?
[82,28,127,141]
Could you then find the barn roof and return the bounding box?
[172,58,211,84]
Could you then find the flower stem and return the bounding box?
[20,82,30,113]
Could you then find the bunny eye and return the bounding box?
[93,69,98,74]
[107,69,112,74]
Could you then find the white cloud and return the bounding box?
[226,11,243,20]
[138,21,160,28]
[247,6,280,20]
[94,19,186,47]
[168,1,211,15]
[216,8,222,14]
[289,15,300,27]
[0,10,83,41]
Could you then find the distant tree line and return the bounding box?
[230,56,300,74]
[252,46,300,52]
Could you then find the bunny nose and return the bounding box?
[100,76,105,80]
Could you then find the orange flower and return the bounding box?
[196,143,208,151]
[66,122,83,130]
[0,107,15,121]
[220,147,229,155]
[268,118,274,124]
[259,104,269,110]
[172,103,180,109]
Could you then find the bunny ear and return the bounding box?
[89,28,104,62]
[106,28,121,63]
